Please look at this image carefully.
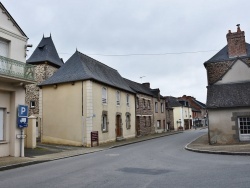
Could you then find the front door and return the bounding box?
[136,116,140,136]
[116,115,122,137]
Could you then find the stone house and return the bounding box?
[151,89,166,133]
[205,25,250,144]
[0,2,35,157]
[124,79,155,136]
[167,96,192,130]
[25,35,64,138]
[178,95,207,127]
[39,50,136,147]
[164,96,174,130]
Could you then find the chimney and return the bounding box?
[142,82,150,88]
[226,24,247,58]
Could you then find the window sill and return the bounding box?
[0,141,9,144]
[102,130,108,133]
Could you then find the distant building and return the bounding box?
[0,2,35,157]
[204,25,250,144]
[166,96,192,130]
[178,95,207,127]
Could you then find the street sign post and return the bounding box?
[17,105,28,128]
[17,105,29,157]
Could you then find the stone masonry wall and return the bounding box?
[136,94,154,136]
[25,63,58,116]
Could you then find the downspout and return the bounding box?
[82,81,84,146]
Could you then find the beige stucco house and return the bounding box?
[167,96,192,131]
[40,50,136,147]
[205,25,250,144]
[0,2,35,157]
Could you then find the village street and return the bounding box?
[0,129,249,188]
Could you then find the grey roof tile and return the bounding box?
[40,51,135,93]
[166,96,182,107]
[124,78,154,96]
[27,36,64,67]
[206,82,250,108]
[204,43,250,64]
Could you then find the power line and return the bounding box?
[58,49,219,57]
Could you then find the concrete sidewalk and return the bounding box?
[0,131,181,171]
[186,133,250,155]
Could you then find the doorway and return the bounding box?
[116,115,122,138]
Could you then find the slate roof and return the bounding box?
[166,96,182,107]
[204,43,250,65]
[206,82,250,108]
[124,79,154,96]
[27,36,64,67]
[193,99,206,108]
[40,50,135,93]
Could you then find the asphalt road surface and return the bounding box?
[0,129,250,188]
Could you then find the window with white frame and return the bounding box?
[161,103,164,113]
[102,111,108,132]
[126,94,130,107]
[126,112,131,129]
[238,117,250,134]
[0,109,4,141]
[155,102,158,113]
[116,91,120,105]
[102,87,107,104]
[30,101,35,109]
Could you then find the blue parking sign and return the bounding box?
[18,105,28,117]
[17,105,28,128]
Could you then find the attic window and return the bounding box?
[38,45,46,49]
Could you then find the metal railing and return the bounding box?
[0,55,35,81]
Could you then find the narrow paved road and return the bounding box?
[0,129,250,188]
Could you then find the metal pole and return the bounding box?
[20,128,23,157]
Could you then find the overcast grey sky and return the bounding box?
[2,0,250,103]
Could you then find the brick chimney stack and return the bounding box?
[226,24,247,58]
[142,82,150,88]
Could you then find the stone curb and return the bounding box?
[0,131,182,171]
[185,135,250,156]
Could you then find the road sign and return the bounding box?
[18,105,28,117]
[17,105,28,128]
[17,117,28,128]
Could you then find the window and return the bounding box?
[102,111,108,132]
[30,101,35,109]
[238,117,250,134]
[102,87,107,104]
[0,109,4,141]
[143,99,146,109]
[116,91,120,105]
[157,120,161,129]
[0,39,9,57]
[155,102,158,113]
[161,103,164,113]
[144,116,147,127]
[148,116,151,127]
[148,100,151,109]
[126,113,131,129]
[136,97,139,108]
[126,94,130,107]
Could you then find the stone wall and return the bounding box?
[135,94,154,136]
[25,63,58,116]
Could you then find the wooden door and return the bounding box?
[116,115,122,137]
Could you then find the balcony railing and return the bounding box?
[0,55,35,81]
